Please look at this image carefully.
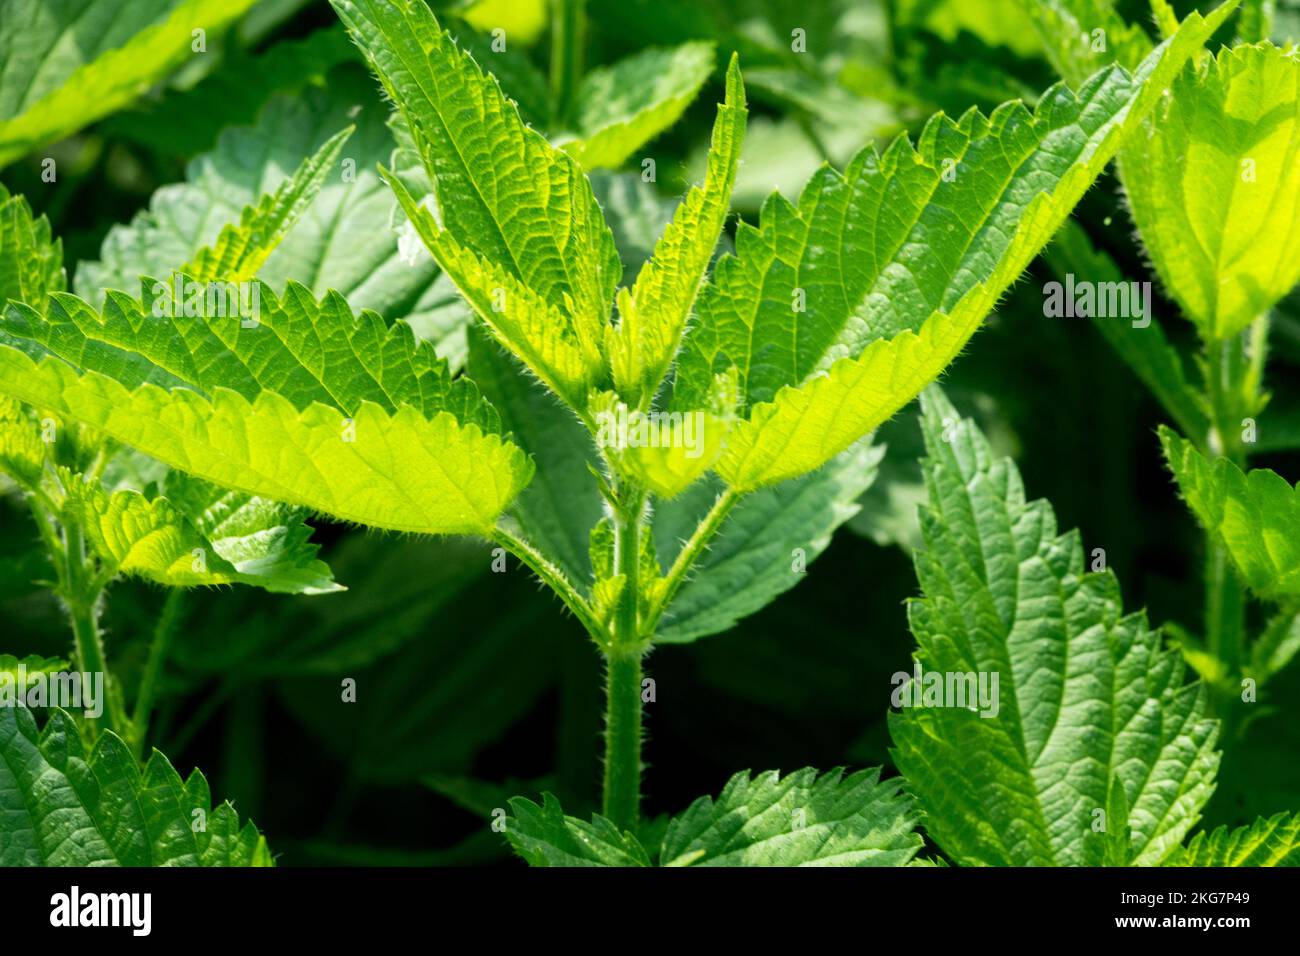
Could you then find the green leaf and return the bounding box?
[0,706,272,865]
[889,389,1220,866]
[672,5,1233,491]
[0,653,69,682]
[659,767,921,866]
[653,440,882,643]
[1252,608,1300,680]
[0,396,44,488]
[1123,42,1300,340]
[0,0,260,166]
[560,42,716,171]
[182,126,353,284]
[331,0,621,393]
[467,325,602,589]
[1237,0,1276,42]
[388,172,602,409]
[604,55,746,407]
[900,0,1042,55]
[588,172,689,278]
[445,23,550,127]
[1015,0,1152,87]
[461,0,547,46]
[1168,813,1300,866]
[505,793,651,866]
[0,185,64,487]
[102,27,361,158]
[1043,221,1210,439]
[1160,426,1300,603]
[1,184,65,306]
[64,470,339,594]
[173,535,487,677]
[82,65,464,364]
[0,280,532,535]
[606,373,737,498]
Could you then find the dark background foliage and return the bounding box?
[4,0,1300,864]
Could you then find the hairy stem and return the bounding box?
[491,524,608,644]
[1202,325,1263,720]
[131,588,185,759]
[642,486,742,636]
[602,489,645,829]
[62,521,124,737]
[602,646,642,830]
[549,0,586,125]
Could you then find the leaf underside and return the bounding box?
[0,279,532,534]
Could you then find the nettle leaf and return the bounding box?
[446,25,550,127]
[588,172,688,278]
[660,767,921,867]
[80,67,449,344]
[0,396,44,488]
[0,280,531,534]
[1,184,65,305]
[0,0,260,166]
[0,707,272,866]
[331,0,621,407]
[0,653,69,681]
[467,325,603,588]
[1160,426,1300,603]
[102,26,362,158]
[1017,0,1152,87]
[461,0,547,46]
[560,42,716,171]
[182,127,353,284]
[1168,813,1300,866]
[506,767,920,867]
[1252,608,1300,680]
[0,190,64,486]
[505,794,652,866]
[653,440,882,644]
[605,56,746,409]
[900,0,1042,57]
[390,174,602,409]
[890,390,1220,866]
[65,470,339,594]
[1124,43,1300,341]
[671,5,1232,493]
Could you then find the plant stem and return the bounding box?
[601,489,645,829]
[62,521,124,737]
[1202,325,1264,722]
[549,0,585,125]
[642,487,741,636]
[131,589,184,759]
[602,646,642,830]
[491,524,608,644]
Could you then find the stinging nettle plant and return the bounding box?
[1028,0,1300,764]
[5,0,1288,867]
[0,131,358,863]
